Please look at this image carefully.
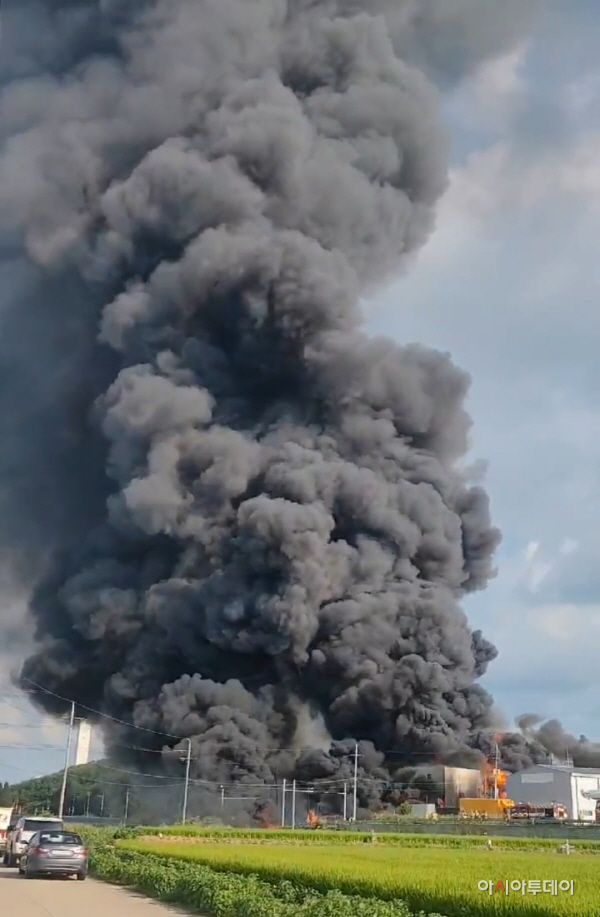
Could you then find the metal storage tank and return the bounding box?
[410,765,481,807]
[444,767,482,807]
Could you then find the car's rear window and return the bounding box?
[39,832,82,845]
[23,820,63,832]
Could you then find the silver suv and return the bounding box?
[5,816,63,867]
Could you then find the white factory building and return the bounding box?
[506,764,600,822]
[73,720,93,766]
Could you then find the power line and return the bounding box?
[63,775,185,789]
[94,761,186,781]
[10,680,402,758]
[0,695,45,717]
[0,742,65,750]
[22,678,186,740]
[107,741,168,755]
[15,679,497,773]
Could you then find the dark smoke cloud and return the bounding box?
[515,716,600,770]
[0,0,545,791]
[466,716,600,774]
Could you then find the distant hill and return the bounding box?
[0,760,128,818]
[0,759,182,824]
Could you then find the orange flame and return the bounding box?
[307,809,320,827]
[480,756,508,797]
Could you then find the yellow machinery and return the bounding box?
[459,797,514,819]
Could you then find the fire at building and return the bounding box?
[251,749,597,828]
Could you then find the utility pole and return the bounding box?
[220,785,225,810]
[124,788,130,824]
[181,738,192,824]
[343,782,348,821]
[352,743,359,822]
[58,701,75,819]
[281,779,286,827]
[85,792,91,816]
[291,779,296,829]
[494,742,500,800]
[99,793,105,817]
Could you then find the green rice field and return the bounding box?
[122,836,599,916]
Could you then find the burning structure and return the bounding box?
[392,765,481,810]
[252,800,276,829]
[0,0,579,810]
[481,762,509,800]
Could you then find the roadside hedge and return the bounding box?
[88,845,447,917]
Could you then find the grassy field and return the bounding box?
[134,823,600,851]
[123,837,599,916]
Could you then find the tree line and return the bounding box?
[0,762,147,821]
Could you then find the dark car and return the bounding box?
[19,830,88,880]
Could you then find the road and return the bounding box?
[0,866,190,916]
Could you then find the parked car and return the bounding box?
[5,816,63,867]
[19,829,88,880]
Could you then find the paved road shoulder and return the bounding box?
[0,865,190,917]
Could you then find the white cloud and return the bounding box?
[523,544,553,594]
[365,28,600,737]
[488,601,600,683]
[524,542,539,563]
[560,538,578,556]
[440,130,600,228]
[448,44,529,134]
[562,70,600,117]
[476,46,526,99]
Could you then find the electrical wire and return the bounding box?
[8,677,490,796]
[22,678,186,740]
[93,761,185,780]
[16,680,389,758]
[64,776,185,789]
[0,742,65,751]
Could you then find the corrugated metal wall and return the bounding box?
[505,767,573,815]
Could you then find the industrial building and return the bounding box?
[506,764,600,822]
[410,765,481,808]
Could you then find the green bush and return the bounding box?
[112,826,143,840]
[71,824,117,849]
[89,846,441,917]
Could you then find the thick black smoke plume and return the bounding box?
[0,0,543,791]
[513,716,600,770]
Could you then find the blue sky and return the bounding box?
[368,2,600,738]
[1,4,600,783]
